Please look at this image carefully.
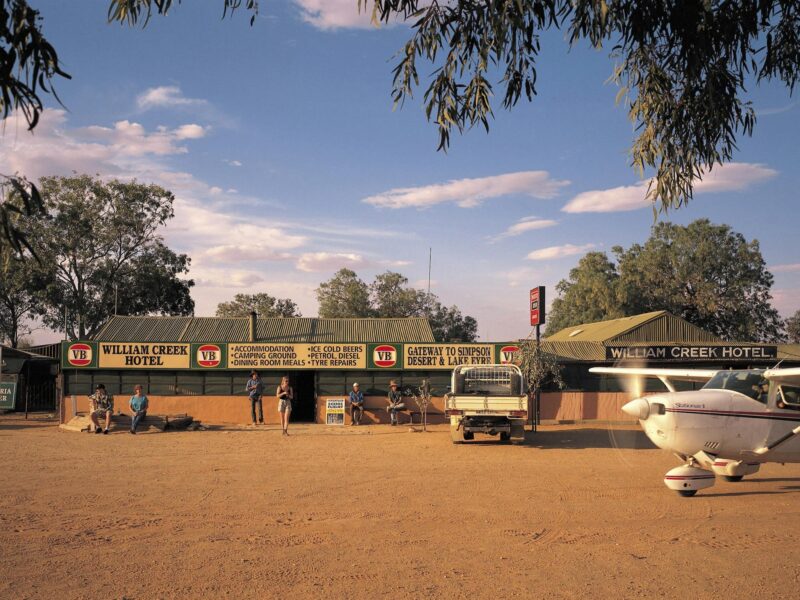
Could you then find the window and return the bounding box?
[176,372,203,395]
[778,385,800,411]
[204,373,232,395]
[120,371,148,397]
[702,370,767,401]
[149,373,176,395]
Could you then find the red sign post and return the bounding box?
[530,286,545,326]
[529,286,546,431]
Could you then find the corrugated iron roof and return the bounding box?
[779,344,800,361]
[545,311,722,343]
[92,316,435,343]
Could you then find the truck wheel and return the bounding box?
[499,432,511,442]
[450,425,466,444]
[463,431,474,441]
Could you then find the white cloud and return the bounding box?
[490,216,558,243]
[294,0,375,30]
[296,252,366,272]
[772,264,800,273]
[225,159,243,167]
[562,162,778,213]
[692,162,777,193]
[174,124,208,140]
[137,86,208,110]
[562,182,650,214]
[202,244,294,263]
[363,171,570,209]
[526,243,596,261]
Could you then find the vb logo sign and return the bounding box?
[373,344,397,368]
[499,345,520,365]
[197,344,222,368]
[67,343,93,367]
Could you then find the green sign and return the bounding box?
[0,381,17,410]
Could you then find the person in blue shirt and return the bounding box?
[246,371,264,425]
[129,384,148,434]
[349,382,364,426]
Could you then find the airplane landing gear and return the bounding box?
[664,464,716,497]
[710,459,760,482]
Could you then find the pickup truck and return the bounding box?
[445,364,528,443]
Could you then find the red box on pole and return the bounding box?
[530,286,545,326]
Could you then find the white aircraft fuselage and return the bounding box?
[627,388,800,463]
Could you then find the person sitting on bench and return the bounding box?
[129,384,149,434]
[349,382,364,426]
[89,384,114,435]
[386,380,405,426]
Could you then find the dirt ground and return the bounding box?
[2,414,800,599]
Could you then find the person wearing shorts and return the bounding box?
[89,384,114,434]
[277,376,293,436]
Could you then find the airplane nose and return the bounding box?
[622,398,650,420]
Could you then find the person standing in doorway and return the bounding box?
[89,383,114,434]
[349,382,364,426]
[386,380,405,426]
[277,375,293,435]
[246,371,264,425]
[128,384,149,434]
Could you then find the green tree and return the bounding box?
[3,0,799,231]
[370,271,426,318]
[547,219,785,342]
[216,293,301,318]
[20,174,194,339]
[316,268,373,318]
[787,310,800,343]
[366,0,799,212]
[0,252,44,347]
[545,252,623,335]
[428,303,478,343]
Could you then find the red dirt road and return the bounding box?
[1,415,800,599]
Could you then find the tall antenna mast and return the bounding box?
[427,247,432,298]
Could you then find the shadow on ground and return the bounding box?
[522,428,657,450]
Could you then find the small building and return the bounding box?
[0,345,59,413]
[539,311,800,422]
[59,311,800,425]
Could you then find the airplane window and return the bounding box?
[702,370,767,401]
[777,385,800,410]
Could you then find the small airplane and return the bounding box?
[589,365,800,496]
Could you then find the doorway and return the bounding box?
[289,371,316,422]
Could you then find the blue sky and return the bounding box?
[4,1,799,343]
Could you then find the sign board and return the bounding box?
[326,398,345,425]
[404,344,494,369]
[0,381,17,410]
[98,343,191,369]
[606,345,779,362]
[530,287,545,326]
[227,344,367,370]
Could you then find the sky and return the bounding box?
[3,1,799,344]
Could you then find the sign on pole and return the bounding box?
[530,286,546,326]
[0,381,17,410]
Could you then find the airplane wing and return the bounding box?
[589,367,718,392]
[764,367,800,387]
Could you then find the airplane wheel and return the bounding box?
[677,490,698,497]
[723,475,744,482]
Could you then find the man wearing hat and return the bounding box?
[386,380,405,426]
[349,382,364,426]
[89,383,114,434]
